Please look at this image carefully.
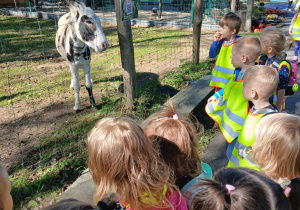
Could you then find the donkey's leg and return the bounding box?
[69,64,81,110]
[83,63,96,108]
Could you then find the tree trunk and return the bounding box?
[158,0,162,18]
[115,0,137,109]
[192,0,204,64]
[245,0,254,32]
[231,0,236,12]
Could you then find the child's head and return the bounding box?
[44,194,121,210]
[253,113,300,180]
[231,36,261,68]
[219,12,242,37]
[0,162,13,210]
[260,27,286,59]
[243,65,279,101]
[144,100,201,187]
[188,168,290,210]
[87,117,173,209]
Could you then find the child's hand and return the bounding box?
[214,31,222,42]
[289,30,293,36]
[207,95,217,103]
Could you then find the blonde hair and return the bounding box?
[0,162,9,209]
[219,12,242,34]
[233,36,261,63]
[253,113,300,180]
[243,65,279,100]
[87,117,175,210]
[144,100,202,188]
[260,27,286,60]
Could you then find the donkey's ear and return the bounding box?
[69,0,85,19]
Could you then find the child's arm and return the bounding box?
[289,13,298,36]
[207,88,224,103]
[209,32,223,58]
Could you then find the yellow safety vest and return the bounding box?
[293,13,300,41]
[206,76,248,143]
[209,39,236,89]
[227,111,264,171]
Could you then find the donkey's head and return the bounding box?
[69,0,108,52]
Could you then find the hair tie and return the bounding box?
[173,114,178,120]
[225,184,235,194]
[284,187,291,197]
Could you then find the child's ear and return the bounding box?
[231,28,237,35]
[241,54,248,62]
[267,46,273,54]
[252,89,258,99]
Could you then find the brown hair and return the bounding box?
[233,36,261,63]
[253,113,300,180]
[144,100,202,189]
[87,117,176,210]
[44,194,120,210]
[243,65,279,100]
[260,27,286,60]
[219,12,242,34]
[188,168,291,210]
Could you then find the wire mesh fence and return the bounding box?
[0,0,244,207]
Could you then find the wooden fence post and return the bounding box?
[115,0,137,108]
[192,0,204,64]
[245,0,254,32]
[231,0,236,12]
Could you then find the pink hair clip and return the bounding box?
[225,184,235,194]
[173,114,178,120]
[284,187,291,197]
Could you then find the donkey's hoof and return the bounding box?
[70,85,74,90]
[73,105,80,111]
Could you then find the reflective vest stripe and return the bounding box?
[293,28,300,32]
[224,106,245,126]
[214,65,235,75]
[293,33,300,38]
[210,75,231,85]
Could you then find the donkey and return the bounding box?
[55,0,108,111]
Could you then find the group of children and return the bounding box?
[1,11,300,210]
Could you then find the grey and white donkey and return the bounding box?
[55,0,108,111]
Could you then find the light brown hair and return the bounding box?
[144,100,202,188]
[260,27,286,60]
[87,117,175,210]
[253,113,300,180]
[233,36,261,63]
[189,168,291,210]
[243,65,279,100]
[219,12,242,34]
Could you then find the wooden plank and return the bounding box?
[170,73,214,118]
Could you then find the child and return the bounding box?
[144,100,212,189]
[253,113,300,209]
[44,194,125,210]
[206,36,261,144]
[0,162,13,210]
[209,12,242,90]
[289,6,300,63]
[87,117,187,210]
[259,26,291,112]
[186,168,291,210]
[227,65,279,170]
